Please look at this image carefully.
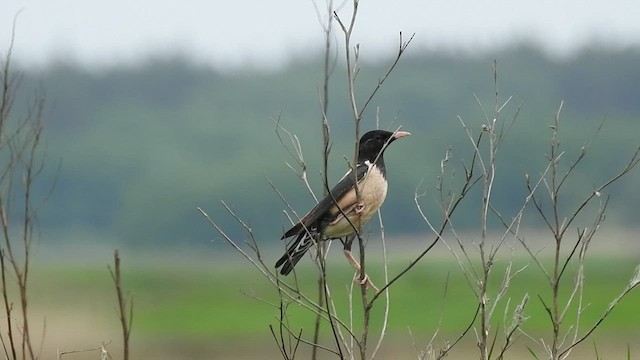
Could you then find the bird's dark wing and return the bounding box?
[282,163,369,239]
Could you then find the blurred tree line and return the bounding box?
[13,45,640,248]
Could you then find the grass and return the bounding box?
[26,253,639,343]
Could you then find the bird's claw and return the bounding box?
[355,273,379,292]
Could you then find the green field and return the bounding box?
[18,250,639,359]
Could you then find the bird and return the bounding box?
[275,129,410,284]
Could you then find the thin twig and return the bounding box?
[108,250,132,360]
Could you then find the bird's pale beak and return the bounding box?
[393,130,411,139]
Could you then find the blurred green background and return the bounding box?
[17,46,640,248]
[31,246,640,359]
[3,13,640,360]
[7,45,639,358]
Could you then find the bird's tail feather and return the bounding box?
[275,233,316,275]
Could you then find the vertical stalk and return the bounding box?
[312,1,334,358]
[549,104,562,360]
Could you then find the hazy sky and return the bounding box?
[3,0,640,69]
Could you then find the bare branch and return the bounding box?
[358,32,415,119]
[57,342,112,360]
[559,265,640,357]
[108,250,132,360]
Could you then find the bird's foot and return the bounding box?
[355,273,379,292]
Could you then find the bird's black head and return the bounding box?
[357,129,410,163]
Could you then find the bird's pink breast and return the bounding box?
[323,164,388,238]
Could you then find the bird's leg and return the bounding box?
[341,235,379,292]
